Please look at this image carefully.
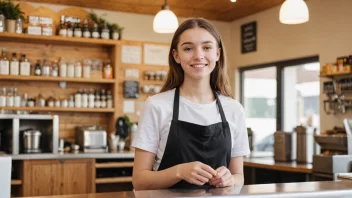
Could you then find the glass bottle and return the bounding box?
[107,90,113,108]
[34,60,42,76]
[20,54,30,76]
[67,59,75,78]
[67,21,73,37]
[47,96,54,107]
[59,15,67,36]
[100,89,107,108]
[103,59,113,79]
[6,88,13,107]
[42,59,51,76]
[92,23,100,39]
[75,89,82,108]
[59,57,67,77]
[13,88,21,107]
[0,48,9,75]
[21,93,27,107]
[54,97,61,107]
[94,90,101,108]
[88,88,95,108]
[81,88,88,108]
[15,17,23,34]
[0,14,5,33]
[83,59,91,78]
[51,60,59,77]
[10,52,19,75]
[82,19,90,38]
[74,59,82,78]
[73,19,82,38]
[101,23,110,40]
[61,97,68,107]
[68,95,75,108]
[0,88,6,107]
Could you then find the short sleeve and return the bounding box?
[131,97,160,154]
[231,104,251,157]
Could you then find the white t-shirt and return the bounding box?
[132,88,250,171]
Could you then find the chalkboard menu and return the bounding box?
[241,21,257,54]
[124,81,139,98]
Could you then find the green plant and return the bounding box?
[123,115,132,129]
[89,11,124,34]
[0,0,24,20]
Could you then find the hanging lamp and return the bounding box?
[153,0,178,33]
[279,0,309,24]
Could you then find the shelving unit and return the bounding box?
[95,161,134,168]
[0,75,115,84]
[95,177,132,184]
[319,72,352,78]
[1,107,115,113]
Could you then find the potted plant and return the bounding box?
[89,11,124,40]
[0,0,24,33]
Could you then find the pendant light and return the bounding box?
[153,0,178,33]
[279,0,309,24]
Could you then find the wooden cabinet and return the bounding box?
[22,159,95,196]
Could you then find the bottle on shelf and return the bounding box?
[81,88,88,108]
[59,57,67,77]
[94,89,101,108]
[83,58,91,78]
[42,59,51,76]
[73,19,82,38]
[67,21,73,37]
[0,14,5,33]
[75,59,82,78]
[61,97,68,108]
[103,59,113,79]
[0,88,6,107]
[37,94,46,107]
[21,93,27,107]
[10,52,19,76]
[82,19,90,38]
[107,90,113,108]
[100,89,106,108]
[34,60,42,76]
[13,88,21,107]
[20,54,31,76]
[101,23,110,40]
[67,59,75,78]
[75,89,82,108]
[15,17,23,34]
[59,15,67,36]
[51,60,59,77]
[54,97,60,107]
[0,48,9,75]
[68,95,75,108]
[6,88,13,107]
[88,88,95,108]
[92,23,100,39]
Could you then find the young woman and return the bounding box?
[132,18,250,190]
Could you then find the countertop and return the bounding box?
[9,151,134,160]
[243,157,313,173]
[19,181,352,198]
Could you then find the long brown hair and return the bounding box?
[160,18,234,98]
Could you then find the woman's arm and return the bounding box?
[132,148,218,190]
[209,156,244,187]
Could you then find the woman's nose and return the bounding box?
[193,48,205,60]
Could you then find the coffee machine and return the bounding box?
[312,119,352,181]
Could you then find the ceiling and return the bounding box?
[25,0,286,22]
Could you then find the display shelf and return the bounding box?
[95,176,132,184]
[95,162,134,169]
[320,71,352,78]
[0,75,115,84]
[1,107,115,113]
[11,179,22,185]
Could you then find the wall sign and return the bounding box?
[124,81,139,98]
[241,21,257,54]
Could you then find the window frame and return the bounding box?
[239,55,319,131]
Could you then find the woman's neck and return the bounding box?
[179,78,215,104]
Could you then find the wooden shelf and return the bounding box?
[0,75,115,84]
[1,107,115,113]
[95,176,132,184]
[320,72,352,78]
[11,179,22,185]
[0,32,119,47]
[96,162,134,168]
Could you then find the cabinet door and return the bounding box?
[61,159,95,194]
[22,160,61,196]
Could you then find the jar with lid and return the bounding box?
[83,59,91,78]
[103,59,113,79]
[59,57,67,77]
[51,60,59,77]
[42,59,51,76]
[67,59,75,78]
[47,96,54,107]
[37,94,45,107]
[54,97,61,107]
[75,59,82,78]
[61,98,68,107]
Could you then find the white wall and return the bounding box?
[229,0,352,132]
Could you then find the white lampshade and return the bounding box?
[153,6,178,33]
[279,0,309,24]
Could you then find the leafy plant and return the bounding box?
[0,0,24,20]
[89,11,124,34]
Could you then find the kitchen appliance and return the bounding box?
[75,125,108,153]
[296,125,316,163]
[274,131,296,162]
[312,119,352,181]
[23,129,42,153]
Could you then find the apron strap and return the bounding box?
[172,87,180,121]
[214,91,227,123]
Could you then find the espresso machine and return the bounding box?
[312,119,352,181]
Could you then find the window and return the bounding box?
[240,56,320,152]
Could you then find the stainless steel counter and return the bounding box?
[10,151,134,160]
[18,181,352,198]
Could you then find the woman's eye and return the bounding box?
[183,47,192,51]
[204,46,213,50]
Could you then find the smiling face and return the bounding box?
[172,27,220,82]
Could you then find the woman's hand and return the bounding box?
[176,161,217,186]
[209,166,234,187]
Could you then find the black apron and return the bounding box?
[157,87,232,189]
